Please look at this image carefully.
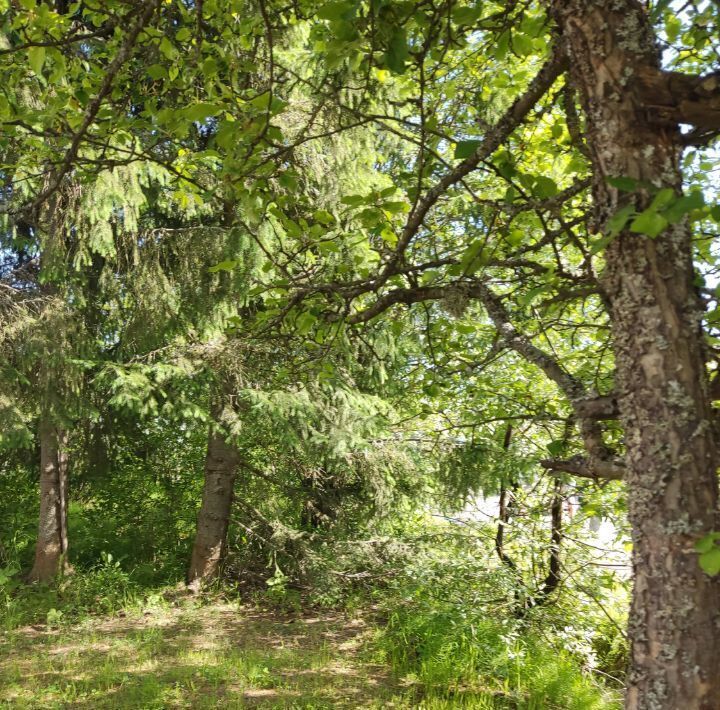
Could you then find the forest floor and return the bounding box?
[0,597,421,709]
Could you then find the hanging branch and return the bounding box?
[13,0,162,219]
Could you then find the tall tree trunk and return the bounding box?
[495,426,522,580]
[534,479,563,604]
[552,2,720,707]
[28,419,70,583]
[187,406,240,588]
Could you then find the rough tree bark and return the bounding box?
[27,418,70,583]
[551,2,720,707]
[187,402,240,589]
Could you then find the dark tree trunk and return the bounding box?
[28,419,70,583]
[495,426,521,574]
[299,468,342,531]
[494,426,564,613]
[552,2,720,707]
[536,479,563,603]
[187,410,240,588]
[494,480,519,572]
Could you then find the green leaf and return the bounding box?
[269,96,288,115]
[316,240,339,254]
[159,36,177,60]
[589,234,613,255]
[694,532,720,554]
[533,176,558,199]
[357,207,384,228]
[317,0,356,20]
[665,15,681,43]
[340,194,366,207]
[607,176,638,192]
[381,200,410,215]
[547,439,566,457]
[455,323,475,334]
[649,188,676,211]
[208,260,238,273]
[452,5,481,25]
[380,226,398,246]
[28,46,46,76]
[460,239,484,270]
[183,102,223,122]
[512,32,534,57]
[425,383,443,397]
[202,57,219,76]
[296,311,316,335]
[313,209,335,225]
[630,210,668,238]
[493,30,510,60]
[507,229,524,246]
[519,283,551,305]
[384,27,409,75]
[278,171,298,191]
[454,140,482,160]
[606,204,636,237]
[246,92,286,115]
[147,64,167,80]
[663,191,705,223]
[699,547,720,576]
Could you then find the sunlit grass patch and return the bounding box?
[0,599,413,709]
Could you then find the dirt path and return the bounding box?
[0,600,415,709]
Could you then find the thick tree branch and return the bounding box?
[359,48,567,295]
[348,277,622,480]
[348,279,615,416]
[541,455,625,481]
[346,285,450,324]
[573,394,619,420]
[468,281,585,400]
[635,67,720,131]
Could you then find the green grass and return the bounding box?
[373,600,622,710]
[0,597,417,709]
[0,592,622,709]
[0,557,624,710]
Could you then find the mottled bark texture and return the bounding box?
[551,1,720,708]
[28,419,70,583]
[187,408,240,588]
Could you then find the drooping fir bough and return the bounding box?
[2,1,720,707]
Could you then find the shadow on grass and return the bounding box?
[0,601,416,709]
